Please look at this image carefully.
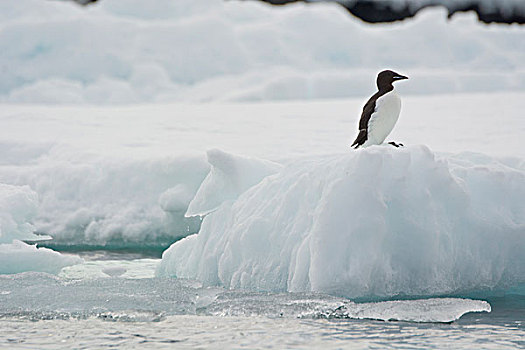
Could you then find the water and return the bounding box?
[1,252,523,349]
[2,315,524,349]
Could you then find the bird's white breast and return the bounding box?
[364,90,401,147]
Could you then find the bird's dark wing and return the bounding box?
[351,93,379,148]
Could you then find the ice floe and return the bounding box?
[159,146,525,299]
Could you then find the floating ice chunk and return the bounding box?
[159,146,525,299]
[201,290,490,323]
[98,310,165,322]
[0,240,81,275]
[102,266,127,277]
[185,149,282,217]
[331,298,491,323]
[59,259,158,280]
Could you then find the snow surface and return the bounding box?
[1,0,524,103]
[158,145,525,298]
[0,184,81,274]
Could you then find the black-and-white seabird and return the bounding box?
[351,70,408,149]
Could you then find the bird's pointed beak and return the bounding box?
[393,74,408,81]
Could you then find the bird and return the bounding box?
[351,70,408,149]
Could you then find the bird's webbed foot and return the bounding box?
[388,141,404,148]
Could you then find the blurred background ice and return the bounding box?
[0,0,524,104]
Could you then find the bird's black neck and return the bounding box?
[377,84,394,93]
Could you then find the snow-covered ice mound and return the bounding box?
[0,184,81,274]
[158,145,525,299]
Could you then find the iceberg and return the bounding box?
[158,145,525,299]
[0,183,81,274]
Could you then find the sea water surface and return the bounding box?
[1,251,523,349]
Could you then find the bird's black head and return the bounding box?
[377,70,408,90]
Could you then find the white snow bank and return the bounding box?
[158,145,525,299]
[1,0,525,104]
[0,151,210,246]
[0,184,81,274]
[186,149,282,217]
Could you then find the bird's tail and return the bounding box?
[351,129,367,149]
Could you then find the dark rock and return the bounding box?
[255,0,525,24]
[67,0,525,25]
